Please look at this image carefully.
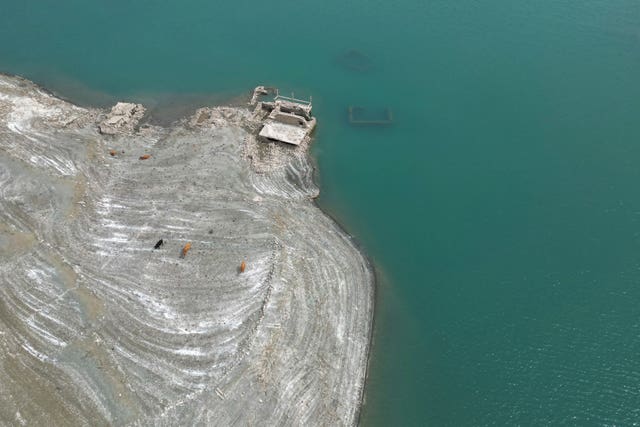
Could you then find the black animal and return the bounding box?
[154,239,164,249]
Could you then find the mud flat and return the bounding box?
[0,75,374,426]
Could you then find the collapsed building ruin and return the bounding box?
[250,86,317,146]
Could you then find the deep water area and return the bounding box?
[2,0,640,425]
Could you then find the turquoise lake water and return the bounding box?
[2,1,640,424]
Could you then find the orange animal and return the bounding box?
[240,261,246,273]
[139,154,151,160]
[180,242,192,258]
[109,150,117,156]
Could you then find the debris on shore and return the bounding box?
[180,242,192,258]
[99,102,145,135]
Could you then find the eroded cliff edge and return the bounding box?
[0,75,373,426]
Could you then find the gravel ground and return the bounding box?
[0,75,374,426]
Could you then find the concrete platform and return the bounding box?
[259,121,308,146]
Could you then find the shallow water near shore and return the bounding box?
[2,1,640,425]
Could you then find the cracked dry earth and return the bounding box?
[0,75,374,426]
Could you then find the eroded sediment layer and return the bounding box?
[0,75,373,426]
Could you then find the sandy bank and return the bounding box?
[0,75,374,426]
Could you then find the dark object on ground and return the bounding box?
[154,239,164,249]
[239,261,246,273]
[335,49,373,73]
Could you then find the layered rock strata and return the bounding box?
[0,75,373,426]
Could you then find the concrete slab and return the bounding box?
[259,121,308,145]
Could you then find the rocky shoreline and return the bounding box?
[0,75,374,426]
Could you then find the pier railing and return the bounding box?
[274,89,312,106]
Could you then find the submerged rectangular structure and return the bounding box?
[348,106,393,125]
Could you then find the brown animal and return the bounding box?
[139,154,151,160]
[109,150,117,156]
[240,261,246,273]
[180,242,192,258]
